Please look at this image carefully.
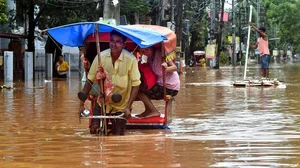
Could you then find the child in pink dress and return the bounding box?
[137,47,180,118]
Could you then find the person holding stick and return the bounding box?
[249,22,270,78]
[78,30,141,135]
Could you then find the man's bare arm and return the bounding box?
[249,22,267,39]
[82,79,93,96]
[78,79,93,117]
[250,41,258,49]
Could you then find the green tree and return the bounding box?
[182,0,209,64]
[262,0,300,52]
[0,0,8,23]
[15,0,152,52]
[120,0,151,24]
[14,0,101,52]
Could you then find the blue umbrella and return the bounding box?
[46,22,168,48]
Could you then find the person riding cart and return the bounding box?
[78,30,141,135]
[46,22,178,136]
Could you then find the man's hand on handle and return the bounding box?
[122,107,131,119]
[77,91,89,121]
[78,102,85,119]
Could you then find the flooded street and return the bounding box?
[1,63,300,168]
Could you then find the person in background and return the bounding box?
[200,56,206,67]
[56,55,69,78]
[249,22,270,78]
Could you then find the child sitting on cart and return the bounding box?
[136,46,180,118]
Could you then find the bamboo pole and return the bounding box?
[162,43,167,101]
[243,5,253,80]
[95,24,108,136]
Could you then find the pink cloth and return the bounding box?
[257,37,270,56]
[149,50,180,91]
[96,66,113,104]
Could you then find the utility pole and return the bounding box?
[157,0,165,25]
[161,0,165,26]
[103,0,111,20]
[175,0,183,71]
[238,7,243,64]
[257,0,260,28]
[232,0,236,65]
[103,0,120,25]
[255,0,260,40]
[210,0,215,46]
[171,0,174,23]
[215,0,225,69]
[175,0,183,46]
[209,0,216,67]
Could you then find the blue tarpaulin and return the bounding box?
[46,22,168,48]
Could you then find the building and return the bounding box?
[0,0,81,81]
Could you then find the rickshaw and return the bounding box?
[46,22,177,135]
[189,50,205,67]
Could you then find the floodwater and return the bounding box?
[1,62,300,168]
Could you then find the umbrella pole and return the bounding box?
[95,24,108,136]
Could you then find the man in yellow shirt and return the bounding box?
[56,55,69,78]
[78,30,141,135]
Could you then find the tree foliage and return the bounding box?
[15,0,101,29]
[262,0,300,52]
[182,0,208,60]
[0,0,8,23]
[9,0,152,51]
[11,0,103,52]
[120,0,151,24]
[14,0,151,29]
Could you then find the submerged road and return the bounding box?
[1,62,300,167]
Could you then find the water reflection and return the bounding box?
[169,65,300,167]
[0,64,300,167]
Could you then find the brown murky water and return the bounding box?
[1,62,300,168]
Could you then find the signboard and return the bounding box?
[287,50,292,56]
[218,12,229,22]
[273,50,278,56]
[205,45,216,58]
[208,12,229,22]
